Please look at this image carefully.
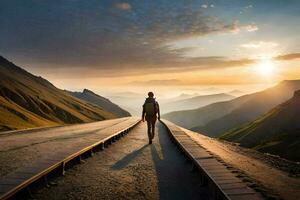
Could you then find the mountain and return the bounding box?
[163,80,300,137]
[166,93,200,102]
[161,93,235,114]
[0,56,116,132]
[109,91,144,98]
[163,95,250,129]
[107,93,146,116]
[193,80,300,137]
[220,90,300,161]
[194,80,300,137]
[228,89,244,96]
[68,89,130,118]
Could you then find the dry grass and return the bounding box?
[0,56,116,131]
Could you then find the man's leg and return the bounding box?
[151,117,157,139]
[147,120,152,144]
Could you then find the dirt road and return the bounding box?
[0,117,137,178]
[31,122,209,200]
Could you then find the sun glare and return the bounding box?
[256,59,275,76]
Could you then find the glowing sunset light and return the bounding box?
[255,59,275,77]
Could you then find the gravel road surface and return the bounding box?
[31,122,209,200]
[0,117,136,178]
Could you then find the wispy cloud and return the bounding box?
[113,2,131,10]
[245,5,253,9]
[0,1,258,76]
[229,21,258,34]
[240,4,254,14]
[37,56,256,78]
[275,53,300,60]
[241,41,278,49]
[201,4,214,8]
[1,0,297,84]
[244,24,258,32]
[129,79,181,86]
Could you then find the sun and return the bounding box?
[255,59,275,76]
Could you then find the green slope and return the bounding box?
[0,55,116,131]
[220,90,300,161]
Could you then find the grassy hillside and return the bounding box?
[0,56,116,131]
[68,89,131,118]
[161,93,235,114]
[220,90,300,161]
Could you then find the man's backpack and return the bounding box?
[144,102,157,116]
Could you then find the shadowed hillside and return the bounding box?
[107,92,146,116]
[0,56,117,132]
[220,90,300,161]
[161,93,235,114]
[163,80,300,137]
[194,80,300,137]
[163,95,250,129]
[68,89,131,118]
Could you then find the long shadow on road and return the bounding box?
[109,121,209,199]
[150,122,209,200]
[111,144,148,170]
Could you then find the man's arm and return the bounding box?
[157,102,161,120]
[142,104,145,122]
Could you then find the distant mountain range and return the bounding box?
[107,93,146,116]
[220,90,300,161]
[161,93,235,114]
[163,95,249,129]
[163,80,300,138]
[68,89,130,118]
[228,89,244,96]
[0,56,126,132]
[108,92,234,115]
[163,93,200,102]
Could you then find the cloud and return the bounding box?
[224,21,258,34]
[127,75,265,86]
[245,5,253,9]
[113,2,131,10]
[0,1,259,78]
[275,53,300,60]
[244,24,258,32]
[129,79,181,86]
[29,55,256,79]
[241,41,278,49]
[240,5,254,15]
[201,4,214,9]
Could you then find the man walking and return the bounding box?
[142,92,160,144]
